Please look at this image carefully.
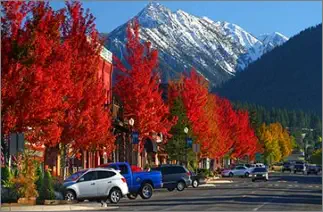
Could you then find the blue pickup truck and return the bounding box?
[98,162,163,199]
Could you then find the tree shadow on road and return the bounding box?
[119,193,322,208]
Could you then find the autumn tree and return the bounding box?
[1,1,72,149]
[1,1,115,160]
[59,1,115,155]
[258,122,293,164]
[113,19,175,151]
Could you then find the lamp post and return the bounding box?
[184,127,189,166]
[129,118,135,165]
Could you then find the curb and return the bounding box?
[207,180,233,184]
[1,205,119,211]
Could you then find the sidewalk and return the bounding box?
[205,176,233,184]
[1,203,118,211]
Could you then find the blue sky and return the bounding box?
[51,1,322,37]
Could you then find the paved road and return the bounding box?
[109,172,322,211]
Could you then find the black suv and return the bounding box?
[294,164,306,174]
[307,165,319,175]
[282,163,292,173]
[151,165,192,192]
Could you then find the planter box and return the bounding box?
[17,197,36,205]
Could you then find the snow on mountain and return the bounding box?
[105,2,289,87]
[258,32,289,53]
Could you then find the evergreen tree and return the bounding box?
[166,97,194,164]
[41,170,55,200]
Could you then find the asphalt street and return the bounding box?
[57,172,322,211]
[109,172,322,211]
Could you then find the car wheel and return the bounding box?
[229,172,233,177]
[176,181,186,191]
[244,172,249,178]
[139,183,153,199]
[65,190,76,202]
[192,179,199,188]
[167,188,175,192]
[109,188,122,204]
[127,193,138,200]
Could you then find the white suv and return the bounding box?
[64,168,129,204]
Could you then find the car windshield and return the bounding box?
[253,168,267,173]
[65,170,87,182]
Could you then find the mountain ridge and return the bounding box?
[104,2,288,87]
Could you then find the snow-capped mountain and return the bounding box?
[105,2,289,87]
[258,32,289,53]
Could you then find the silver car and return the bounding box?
[251,167,268,182]
[63,168,129,204]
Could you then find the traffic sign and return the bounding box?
[132,132,139,144]
[193,143,200,153]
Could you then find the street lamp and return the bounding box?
[129,118,135,127]
[184,127,189,166]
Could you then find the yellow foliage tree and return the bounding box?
[258,122,293,164]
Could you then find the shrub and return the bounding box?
[41,170,55,200]
[12,154,39,199]
[35,164,44,202]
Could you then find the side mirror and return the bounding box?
[78,177,85,182]
[116,170,121,173]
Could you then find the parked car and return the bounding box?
[307,165,319,175]
[98,162,163,200]
[189,171,206,188]
[63,168,128,204]
[282,163,292,173]
[294,164,306,174]
[221,165,252,178]
[316,165,322,172]
[151,165,192,192]
[251,167,269,182]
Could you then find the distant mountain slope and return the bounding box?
[215,24,322,115]
[104,2,288,87]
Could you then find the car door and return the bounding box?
[234,167,245,176]
[96,170,117,197]
[161,167,173,188]
[119,164,132,188]
[76,171,98,198]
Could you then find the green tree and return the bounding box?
[166,97,194,165]
[310,149,322,165]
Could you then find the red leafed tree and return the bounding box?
[231,110,259,160]
[213,96,237,159]
[1,1,115,157]
[59,1,115,154]
[169,70,210,156]
[113,19,175,151]
[181,70,209,154]
[1,1,71,149]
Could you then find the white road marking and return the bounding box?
[253,202,270,211]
